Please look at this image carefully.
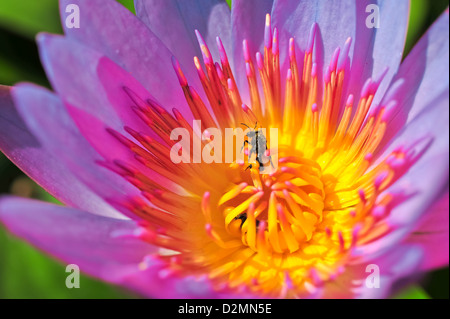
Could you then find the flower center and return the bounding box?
[215,155,325,254]
[107,14,414,297]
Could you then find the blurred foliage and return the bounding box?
[0,0,62,39]
[393,285,430,299]
[0,0,448,299]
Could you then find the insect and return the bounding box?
[233,213,261,229]
[240,122,274,172]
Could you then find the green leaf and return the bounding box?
[0,0,62,39]
[116,0,136,14]
[404,0,429,57]
[0,0,135,40]
[392,285,431,299]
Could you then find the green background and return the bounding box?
[0,0,448,299]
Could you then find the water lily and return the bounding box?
[0,0,448,298]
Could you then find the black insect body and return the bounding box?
[241,122,274,173]
[234,213,261,229]
[234,213,248,225]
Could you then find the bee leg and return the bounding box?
[240,140,249,153]
[269,155,275,168]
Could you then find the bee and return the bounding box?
[240,122,274,172]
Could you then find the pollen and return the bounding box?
[107,14,414,297]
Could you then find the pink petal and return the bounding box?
[355,94,449,259]
[0,85,124,219]
[11,83,140,219]
[38,34,159,140]
[0,196,259,298]
[0,197,154,281]
[39,35,180,194]
[402,190,449,271]
[354,12,449,260]
[109,256,259,298]
[356,245,424,299]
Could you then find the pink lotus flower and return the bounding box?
[0,0,448,298]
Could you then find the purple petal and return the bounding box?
[32,19,186,208]
[59,0,188,115]
[315,245,423,298]
[134,0,231,76]
[38,34,156,138]
[231,0,274,104]
[272,0,355,68]
[38,35,178,193]
[231,0,274,59]
[347,0,410,107]
[0,197,154,281]
[272,0,355,106]
[0,85,125,219]
[355,245,424,299]
[402,190,449,271]
[381,9,449,146]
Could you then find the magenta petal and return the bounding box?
[135,0,231,76]
[59,0,187,114]
[403,190,449,271]
[0,85,124,218]
[0,197,154,281]
[231,0,274,104]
